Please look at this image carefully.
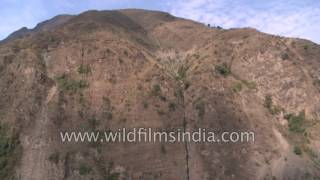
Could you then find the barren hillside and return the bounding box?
[0,9,320,180]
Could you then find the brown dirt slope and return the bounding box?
[0,9,320,180]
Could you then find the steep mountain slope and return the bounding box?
[0,9,320,180]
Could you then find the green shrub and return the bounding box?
[264,95,282,115]
[102,97,111,106]
[176,65,188,81]
[79,164,92,175]
[79,93,86,104]
[106,48,112,54]
[306,147,318,159]
[175,65,190,91]
[77,64,91,74]
[151,84,161,97]
[193,54,200,59]
[294,146,302,155]
[174,88,183,99]
[264,95,273,109]
[106,173,120,180]
[215,63,230,76]
[232,83,242,93]
[157,110,165,116]
[0,123,21,179]
[118,58,124,64]
[184,81,191,90]
[101,98,112,119]
[195,101,205,119]
[78,80,89,88]
[48,152,60,164]
[241,80,257,89]
[284,111,306,133]
[102,97,113,120]
[270,106,282,115]
[56,74,89,92]
[281,53,289,60]
[88,117,98,129]
[102,111,113,120]
[168,102,176,111]
[11,42,21,53]
[313,79,320,87]
[124,50,128,56]
[159,95,167,102]
[142,101,148,109]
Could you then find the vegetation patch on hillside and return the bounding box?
[232,82,242,93]
[0,123,21,179]
[77,64,91,75]
[56,73,89,93]
[101,97,113,120]
[264,95,282,115]
[241,80,257,90]
[215,63,230,77]
[79,163,93,175]
[194,100,205,119]
[284,112,306,133]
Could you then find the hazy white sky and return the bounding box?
[0,0,319,44]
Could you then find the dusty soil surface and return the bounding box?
[0,9,320,180]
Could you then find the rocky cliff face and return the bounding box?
[0,9,320,180]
